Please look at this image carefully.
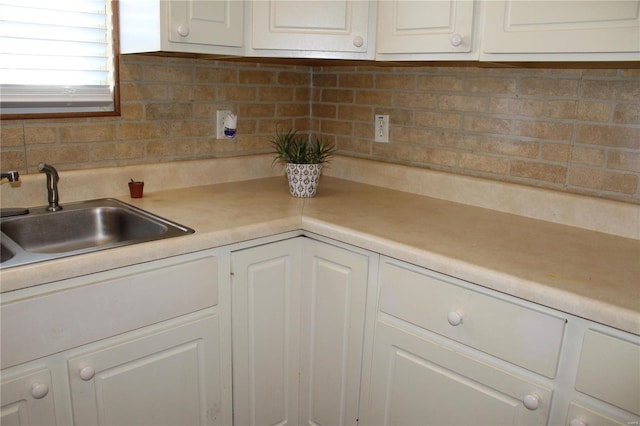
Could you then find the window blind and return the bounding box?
[0,0,116,115]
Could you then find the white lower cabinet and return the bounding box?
[366,318,551,425]
[67,312,223,425]
[564,328,640,426]
[231,236,372,426]
[360,257,557,425]
[1,367,56,425]
[3,234,639,426]
[0,250,231,426]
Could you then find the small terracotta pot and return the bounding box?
[128,181,144,198]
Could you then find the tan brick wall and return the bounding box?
[0,56,311,173]
[312,66,640,204]
[1,56,638,204]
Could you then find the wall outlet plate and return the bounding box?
[375,114,389,143]
[216,110,232,139]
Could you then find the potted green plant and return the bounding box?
[271,129,335,197]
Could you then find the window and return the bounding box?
[0,0,119,118]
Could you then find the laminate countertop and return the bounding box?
[1,176,638,335]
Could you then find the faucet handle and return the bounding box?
[1,170,20,182]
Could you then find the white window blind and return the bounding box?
[0,0,116,115]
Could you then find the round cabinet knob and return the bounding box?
[79,366,95,381]
[523,394,539,410]
[450,33,464,47]
[569,419,587,426]
[447,311,463,326]
[353,35,364,48]
[30,383,49,399]
[177,25,190,37]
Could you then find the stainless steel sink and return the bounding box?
[1,241,14,263]
[0,198,194,268]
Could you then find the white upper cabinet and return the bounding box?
[481,0,640,61]
[247,0,376,59]
[119,0,640,61]
[120,0,244,55]
[376,0,478,60]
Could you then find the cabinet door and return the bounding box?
[1,367,56,426]
[377,0,475,54]
[67,312,226,426]
[482,1,640,56]
[251,0,372,57]
[231,239,302,426]
[365,318,552,426]
[298,239,369,426]
[566,402,638,426]
[169,0,243,47]
[575,330,640,416]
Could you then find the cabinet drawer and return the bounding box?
[1,254,218,369]
[567,403,637,426]
[575,330,640,416]
[379,261,566,378]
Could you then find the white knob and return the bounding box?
[30,383,49,399]
[569,419,587,426]
[79,366,95,381]
[177,25,190,37]
[353,35,364,47]
[450,33,464,47]
[523,394,539,410]
[447,311,463,326]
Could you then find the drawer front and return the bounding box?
[379,260,566,378]
[1,254,218,369]
[567,402,637,426]
[575,329,640,416]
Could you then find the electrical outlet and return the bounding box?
[374,114,389,143]
[216,110,232,139]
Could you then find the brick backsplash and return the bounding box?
[312,66,640,204]
[1,55,638,204]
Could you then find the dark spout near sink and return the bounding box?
[0,170,29,217]
[1,170,20,182]
[38,162,62,212]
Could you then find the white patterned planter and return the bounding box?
[285,163,323,198]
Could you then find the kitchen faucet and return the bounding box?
[38,162,62,212]
[1,170,20,182]
[0,170,30,217]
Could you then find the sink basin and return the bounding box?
[0,198,194,268]
[1,242,14,263]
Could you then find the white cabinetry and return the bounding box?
[231,238,302,426]
[366,318,552,425]
[0,251,231,426]
[361,257,565,425]
[67,313,223,425]
[119,0,244,55]
[481,0,640,61]
[231,236,372,426]
[248,0,375,59]
[1,367,56,425]
[564,329,640,426]
[376,0,478,60]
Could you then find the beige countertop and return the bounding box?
[1,173,638,335]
